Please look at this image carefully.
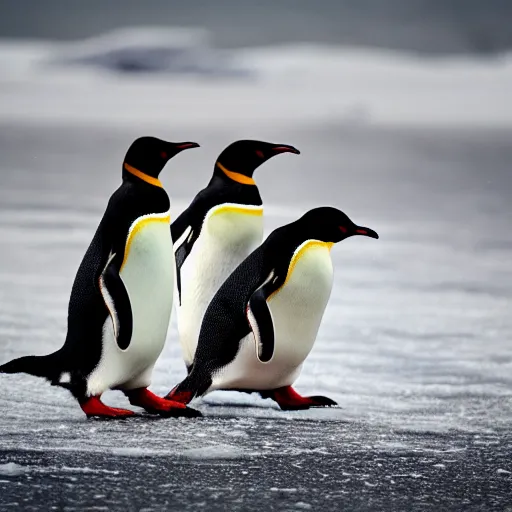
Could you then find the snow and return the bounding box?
[294,502,312,510]
[0,463,28,476]
[181,444,254,460]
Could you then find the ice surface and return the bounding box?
[181,444,255,460]
[0,122,510,456]
[0,122,510,436]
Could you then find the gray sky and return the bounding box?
[0,0,511,54]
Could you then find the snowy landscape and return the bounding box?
[0,23,511,511]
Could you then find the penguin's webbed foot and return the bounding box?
[306,395,338,408]
[164,388,194,405]
[165,371,212,405]
[80,396,135,419]
[125,388,202,418]
[261,386,338,411]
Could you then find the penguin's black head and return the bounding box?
[299,207,379,243]
[215,140,300,183]
[123,137,200,179]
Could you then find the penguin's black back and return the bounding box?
[59,180,170,396]
[191,221,308,375]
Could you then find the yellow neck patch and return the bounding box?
[269,240,333,301]
[121,213,171,271]
[208,203,263,219]
[217,162,256,185]
[124,163,163,188]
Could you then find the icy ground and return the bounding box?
[0,122,510,511]
[1,423,510,511]
[0,31,511,510]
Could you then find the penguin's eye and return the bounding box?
[339,226,347,233]
[256,150,264,158]
[160,151,168,159]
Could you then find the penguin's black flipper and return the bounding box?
[99,252,133,350]
[247,272,281,363]
[171,202,204,269]
[171,208,202,304]
[170,207,192,246]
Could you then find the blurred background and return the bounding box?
[0,1,511,509]
[0,0,511,449]
[3,0,512,52]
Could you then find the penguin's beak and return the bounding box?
[272,144,300,155]
[175,142,200,150]
[353,226,379,239]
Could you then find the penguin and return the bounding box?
[171,140,300,371]
[0,137,201,418]
[166,207,379,410]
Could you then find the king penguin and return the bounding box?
[0,137,201,418]
[166,207,379,410]
[171,140,300,371]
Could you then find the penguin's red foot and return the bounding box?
[261,386,338,411]
[80,396,135,419]
[125,388,201,418]
[164,388,194,405]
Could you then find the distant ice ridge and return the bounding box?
[46,27,250,77]
[0,26,511,128]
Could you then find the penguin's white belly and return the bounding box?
[87,212,174,395]
[213,240,333,391]
[177,203,263,367]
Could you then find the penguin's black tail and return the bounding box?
[0,351,63,383]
